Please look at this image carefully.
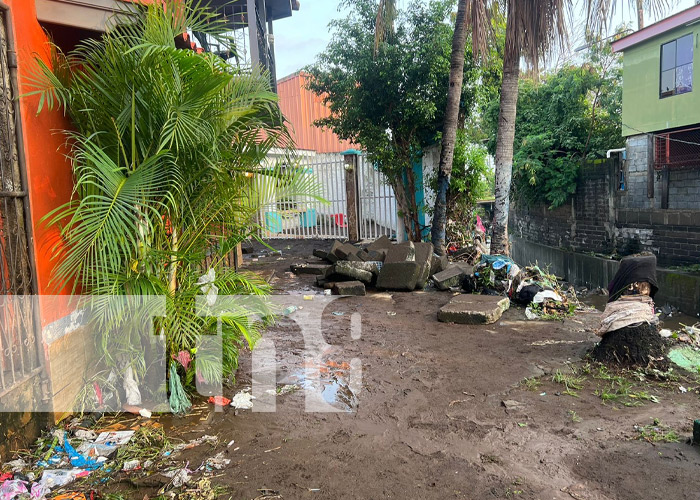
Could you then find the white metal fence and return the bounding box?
[259,152,398,240]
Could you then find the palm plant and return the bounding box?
[27,0,320,412]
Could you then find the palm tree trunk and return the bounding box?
[636,0,644,29]
[490,40,521,256]
[430,0,469,256]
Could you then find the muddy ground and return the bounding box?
[129,239,700,499]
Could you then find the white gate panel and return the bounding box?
[357,155,397,240]
[259,153,349,239]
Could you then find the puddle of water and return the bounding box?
[281,358,358,411]
[581,294,698,330]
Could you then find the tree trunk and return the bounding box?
[430,0,469,256]
[490,37,521,256]
[636,0,644,30]
[391,176,414,241]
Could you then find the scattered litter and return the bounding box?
[227,440,235,448]
[266,384,300,396]
[230,390,255,410]
[331,311,344,316]
[264,446,282,453]
[163,467,192,488]
[679,386,688,393]
[139,408,152,418]
[122,460,140,471]
[39,469,80,489]
[659,328,673,338]
[282,305,300,316]
[52,493,86,500]
[3,459,28,472]
[204,452,230,470]
[95,430,134,446]
[172,435,218,453]
[323,289,331,296]
[73,430,97,441]
[539,392,547,396]
[386,311,396,316]
[208,396,232,406]
[303,295,314,301]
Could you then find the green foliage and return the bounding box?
[27,0,319,407]
[427,130,493,244]
[308,0,479,239]
[483,43,623,208]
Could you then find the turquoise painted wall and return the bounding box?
[621,26,700,136]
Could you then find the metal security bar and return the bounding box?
[0,6,41,394]
[259,153,349,239]
[654,126,700,170]
[357,155,397,240]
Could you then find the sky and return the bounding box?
[272,0,697,79]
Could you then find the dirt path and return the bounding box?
[146,240,700,499]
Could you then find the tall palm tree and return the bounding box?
[430,0,470,255]
[467,0,672,256]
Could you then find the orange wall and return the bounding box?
[277,72,359,154]
[7,0,75,326]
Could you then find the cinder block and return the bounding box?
[376,261,421,291]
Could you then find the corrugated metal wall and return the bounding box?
[277,71,359,154]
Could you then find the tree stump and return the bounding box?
[591,323,668,369]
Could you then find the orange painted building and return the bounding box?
[277,71,359,153]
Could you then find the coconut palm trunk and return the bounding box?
[431,0,469,255]
[490,33,520,255]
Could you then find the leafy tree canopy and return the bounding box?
[483,43,623,209]
[307,0,479,239]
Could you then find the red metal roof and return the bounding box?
[612,4,700,52]
[277,71,359,154]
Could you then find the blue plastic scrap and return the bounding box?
[58,433,101,470]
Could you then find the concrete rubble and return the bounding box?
[289,238,494,298]
[437,295,510,325]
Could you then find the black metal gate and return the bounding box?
[0,4,42,395]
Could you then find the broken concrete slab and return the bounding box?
[367,248,387,262]
[414,242,434,289]
[313,248,329,260]
[334,261,374,283]
[333,281,366,296]
[336,260,381,276]
[366,234,392,252]
[385,241,415,263]
[335,242,361,260]
[437,295,510,324]
[291,263,331,276]
[376,261,421,291]
[326,241,343,263]
[430,253,449,275]
[431,264,467,290]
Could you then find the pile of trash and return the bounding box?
[0,416,231,499]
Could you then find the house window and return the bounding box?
[660,34,693,97]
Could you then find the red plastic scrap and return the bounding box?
[208,396,231,406]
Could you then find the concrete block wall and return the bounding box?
[511,141,700,266]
